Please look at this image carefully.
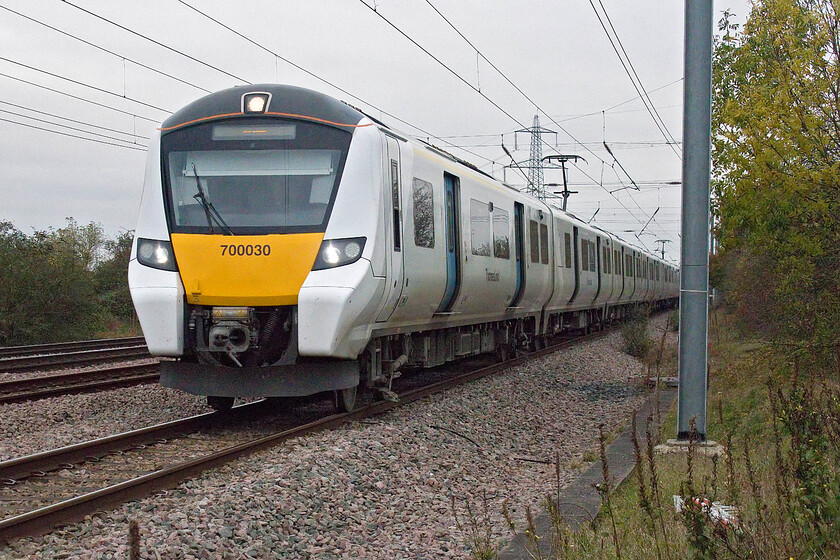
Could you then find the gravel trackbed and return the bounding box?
[0,323,669,559]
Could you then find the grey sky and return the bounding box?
[0,0,750,262]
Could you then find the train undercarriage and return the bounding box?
[166,301,674,413]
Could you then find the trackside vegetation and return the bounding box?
[475,310,838,559]
[0,218,135,346]
[711,0,840,358]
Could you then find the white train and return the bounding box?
[128,84,679,412]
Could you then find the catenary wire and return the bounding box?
[5,1,505,174]
[0,72,161,123]
[411,1,671,239]
[594,0,680,148]
[0,56,172,113]
[0,116,146,151]
[0,4,213,94]
[0,109,148,144]
[0,106,149,143]
[587,0,682,159]
[172,0,502,169]
[60,0,250,84]
[0,99,149,139]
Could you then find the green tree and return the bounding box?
[712,0,840,356]
[50,217,105,271]
[93,230,135,322]
[0,220,100,345]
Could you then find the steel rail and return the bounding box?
[0,337,146,359]
[0,327,613,543]
[0,347,151,373]
[0,364,161,405]
[0,402,273,482]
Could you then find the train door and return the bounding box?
[568,226,580,303]
[619,246,626,299]
[375,137,405,322]
[593,236,602,301]
[509,202,526,307]
[436,172,461,312]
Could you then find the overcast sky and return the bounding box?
[0,0,750,262]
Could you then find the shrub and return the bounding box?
[621,308,652,359]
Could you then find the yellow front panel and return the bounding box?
[171,233,324,306]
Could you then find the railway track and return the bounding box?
[0,327,611,543]
[0,346,151,374]
[0,364,161,405]
[0,337,146,360]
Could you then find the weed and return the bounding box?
[597,424,622,560]
[452,492,497,560]
[667,309,679,332]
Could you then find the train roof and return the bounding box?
[160,84,369,133]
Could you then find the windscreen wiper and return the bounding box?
[191,164,233,235]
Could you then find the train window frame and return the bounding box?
[529,220,540,263]
[584,239,589,270]
[412,177,435,249]
[445,190,455,253]
[564,232,572,268]
[539,223,549,264]
[492,207,511,259]
[391,160,401,252]
[469,199,492,257]
[589,242,596,272]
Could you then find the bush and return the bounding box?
[0,219,134,345]
[621,308,652,359]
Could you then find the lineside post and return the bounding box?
[677,0,713,440]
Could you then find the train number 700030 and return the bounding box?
[220,244,271,256]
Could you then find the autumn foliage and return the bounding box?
[711,0,840,359]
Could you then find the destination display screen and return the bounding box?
[212,124,296,141]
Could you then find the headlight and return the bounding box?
[312,237,366,270]
[136,238,178,271]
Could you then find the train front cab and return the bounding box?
[129,86,390,410]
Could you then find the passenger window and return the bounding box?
[412,178,434,248]
[529,220,539,263]
[493,208,510,259]
[539,224,549,264]
[564,233,572,268]
[470,199,492,256]
[589,243,596,272]
[445,190,455,252]
[391,160,401,252]
[581,239,589,270]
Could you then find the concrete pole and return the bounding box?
[677,0,713,440]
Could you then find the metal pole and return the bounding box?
[561,161,569,211]
[677,0,712,440]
